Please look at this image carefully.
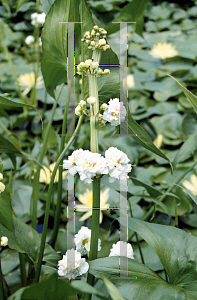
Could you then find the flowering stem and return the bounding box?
[31,83,64,230]
[85,177,101,296]
[128,160,197,241]
[35,116,83,283]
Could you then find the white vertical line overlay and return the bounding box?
[119,179,128,277]
[119,22,128,136]
[67,22,75,137]
[119,23,128,277]
[67,174,75,277]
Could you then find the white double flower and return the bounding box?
[58,249,89,280]
[103,98,127,126]
[63,147,131,184]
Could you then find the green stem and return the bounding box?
[85,178,101,298]
[128,199,145,264]
[34,116,83,283]
[31,83,64,230]
[128,160,197,241]
[50,79,71,247]
[19,253,27,287]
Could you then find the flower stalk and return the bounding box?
[84,178,101,299]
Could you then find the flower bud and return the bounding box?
[99,39,106,46]
[96,32,100,37]
[88,46,92,49]
[81,38,84,42]
[92,62,99,69]
[75,105,82,116]
[85,59,93,66]
[0,173,3,180]
[87,97,96,105]
[0,236,8,247]
[97,69,103,76]
[79,100,86,108]
[94,25,99,30]
[100,103,108,111]
[90,41,95,46]
[86,40,90,44]
[84,31,90,36]
[103,69,110,74]
[91,30,95,36]
[0,182,5,193]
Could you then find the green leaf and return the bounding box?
[168,74,197,114]
[0,95,42,125]
[0,187,14,232]
[106,0,151,36]
[100,273,126,300]
[126,109,172,169]
[71,280,108,300]
[0,134,20,154]
[9,273,79,300]
[130,176,162,198]
[1,0,10,13]
[0,18,18,44]
[173,133,197,170]
[123,217,197,298]
[177,184,197,206]
[40,0,55,14]
[41,0,80,98]
[16,0,28,13]
[0,135,47,170]
[89,257,188,299]
[0,216,61,266]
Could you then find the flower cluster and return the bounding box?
[149,43,178,59]
[81,25,110,51]
[58,249,89,280]
[31,12,46,26]
[109,241,134,259]
[63,147,131,184]
[0,173,5,194]
[74,226,101,256]
[77,59,110,77]
[102,98,127,126]
[76,188,110,223]
[0,236,8,247]
[75,100,87,116]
